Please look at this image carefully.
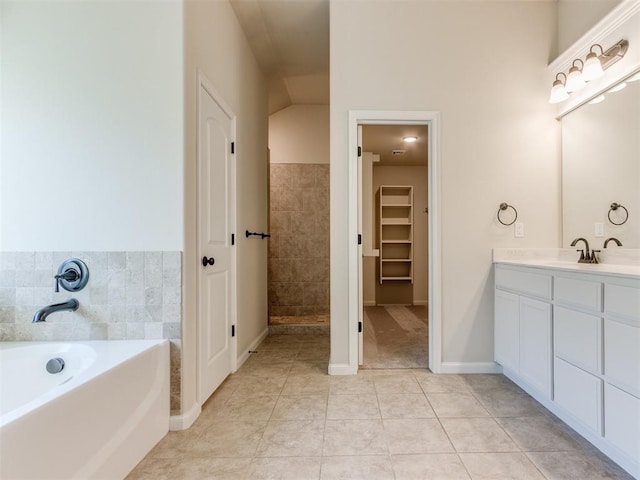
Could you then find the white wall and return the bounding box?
[557,0,621,53]
[183,0,268,415]
[0,1,184,251]
[330,1,561,368]
[269,105,329,164]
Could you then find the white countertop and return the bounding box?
[493,248,640,279]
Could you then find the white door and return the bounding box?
[197,79,235,405]
[357,125,364,365]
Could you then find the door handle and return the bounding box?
[202,256,215,267]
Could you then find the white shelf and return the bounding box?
[379,185,413,284]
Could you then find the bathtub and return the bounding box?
[0,340,169,480]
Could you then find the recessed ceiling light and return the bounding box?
[403,136,417,143]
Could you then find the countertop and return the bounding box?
[493,248,640,279]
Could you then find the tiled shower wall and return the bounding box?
[268,163,330,317]
[0,251,182,412]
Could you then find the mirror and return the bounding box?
[562,72,640,249]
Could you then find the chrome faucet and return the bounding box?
[32,298,79,323]
[604,237,623,248]
[570,237,599,264]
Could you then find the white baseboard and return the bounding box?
[169,402,201,431]
[235,327,269,371]
[328,363,358,375]
[439,362,503,374]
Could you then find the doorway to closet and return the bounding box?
[360,124,429,369]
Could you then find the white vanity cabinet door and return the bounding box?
[495,289,520,373]
[604,383,640,462]
[605,317,640,397]
[554,306,602,375]
[554,357,603,436]
[519,297,552,397]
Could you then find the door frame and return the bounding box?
[196,70,238,405]
[349,110,442,373]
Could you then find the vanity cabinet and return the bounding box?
[494,263,640,478]
[494,266,552,398]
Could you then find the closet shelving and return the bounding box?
[379,185,413,284]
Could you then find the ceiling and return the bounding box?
[362,125,429,166]
[230,0,329,114]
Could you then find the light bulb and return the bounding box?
[549,76,569,104]
[582,52,604,82]
[565,65,586,93]
[403,136,417,143]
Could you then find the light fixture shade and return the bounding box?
[549,77,569,104]
[582,52,604,82]
[588,94,605,105]
[565,66,586,93]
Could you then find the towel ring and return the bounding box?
[608,202,629,226]
[497,202,518,226]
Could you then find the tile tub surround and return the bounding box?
[127,334,633,480]
[268,163,330,319]
[0,251,182,411]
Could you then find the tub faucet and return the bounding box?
[604,237,623,248]
[33,298,79,323]
[570,237,598,264]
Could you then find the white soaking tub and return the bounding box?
[0,340,169,480]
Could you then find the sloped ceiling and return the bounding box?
[230,0,329,114]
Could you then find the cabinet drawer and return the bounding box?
[495,266,552,299]
[555,276,602,311]
[554,306,602,375]
[605,318,640,396]
[605,284,640,320]
[554,357,603,436]
[605,383,640,462]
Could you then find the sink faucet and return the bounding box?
[33,298,79,323]
[604,237,622,248]
[570,237,599,264]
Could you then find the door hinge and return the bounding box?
[231,233,235,245]
[357,146,362,157]
[357,234,362,245]
[231,142,235,154]
[358,321,363,333]
[231,325,236,337]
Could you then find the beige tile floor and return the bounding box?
[127,334,633,479]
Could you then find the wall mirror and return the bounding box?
[562,71,640,249]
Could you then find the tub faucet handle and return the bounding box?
[54,269,79,293]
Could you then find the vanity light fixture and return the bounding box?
[549,73,569,104]
[403,136,418,143]
[565,59,586,93]
[548,39,629,104]
[582,45,605,82]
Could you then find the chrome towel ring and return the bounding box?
[497,202,518,226]
[608,202,629,226]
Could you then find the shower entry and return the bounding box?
[267,163,330,331]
